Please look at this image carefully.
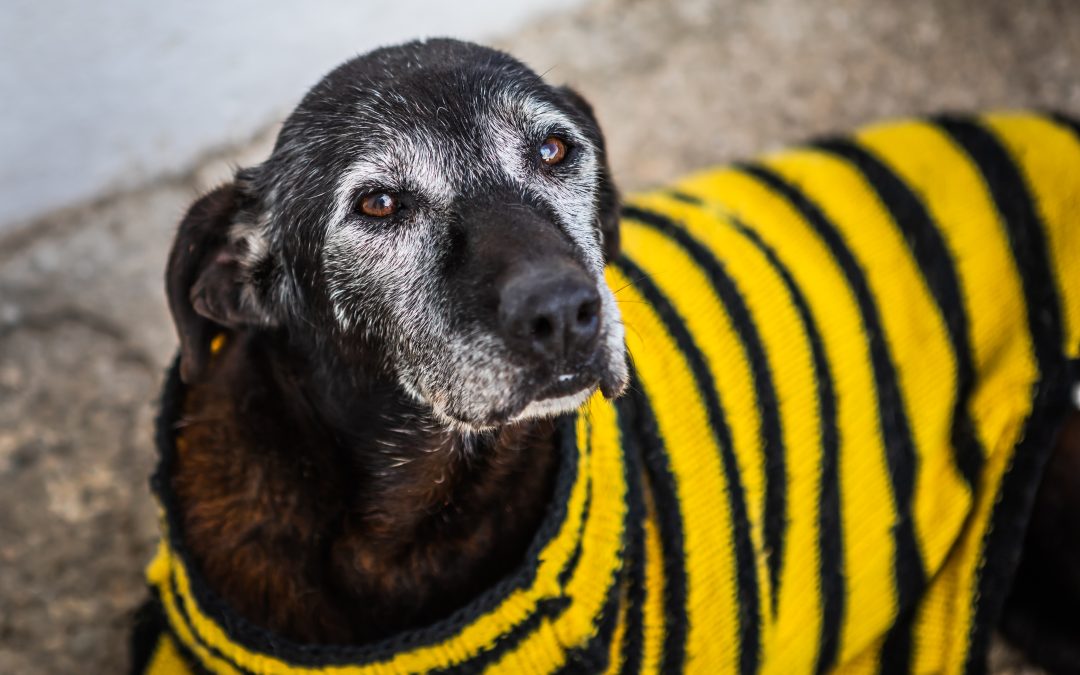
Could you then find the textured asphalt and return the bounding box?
[2,0,1077,671]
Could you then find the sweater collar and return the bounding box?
[147,357,633,674]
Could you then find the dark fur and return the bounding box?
[171,327,558,641]
[162,38,1080,670]
[166,40,621,643]
[1002,411,1080,673]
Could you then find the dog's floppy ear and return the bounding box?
[559,86,620,262]
[166,182,277,382]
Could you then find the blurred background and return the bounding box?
[1,0,1078,672]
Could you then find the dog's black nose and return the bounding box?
[499,264,601,364]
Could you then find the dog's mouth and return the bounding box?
[506,372,599,425]
[504,339,628,424]
[432,357,615,431]
[537,370,598,400]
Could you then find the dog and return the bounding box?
[130,39,1080,674]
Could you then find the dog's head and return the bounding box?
[167,39,628,430]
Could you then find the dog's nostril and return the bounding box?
[576,300,599,326]
[532,316,554,340]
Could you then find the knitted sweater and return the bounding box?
[132,112,1080,674]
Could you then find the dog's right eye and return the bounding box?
[538,136,568,166]
[356,192,399,218]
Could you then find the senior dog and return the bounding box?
[132,39,1080,674]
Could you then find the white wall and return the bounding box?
[0,0,584,232]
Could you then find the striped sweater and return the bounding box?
[133,112,1080,674]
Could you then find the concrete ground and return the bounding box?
[1,0,1078,672]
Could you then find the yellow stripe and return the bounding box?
[626,191,826,673]
[148,542,244,675]
[856,119,1038,673]
[982,112,1080,361]
[841,636,886,675]
[640,477,667,674]
[674,168,898,666]
[491,397,628,672]
[604,263,742,672]
[603,580,630,675]
[558,404,628,646]
[149,429,596,674]
[144,633,194,675]
[762,149,971,576]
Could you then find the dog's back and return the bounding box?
[590,111,1080,673]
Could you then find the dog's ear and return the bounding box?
[559,86,620,262]
[166,182,277,382]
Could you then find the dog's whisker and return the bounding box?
[620,319,645,346]
[609,276,647,295]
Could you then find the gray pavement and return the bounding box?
[2,0,1078,671]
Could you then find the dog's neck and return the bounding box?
[170,331,560,644]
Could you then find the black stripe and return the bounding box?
[170,637,213,675]
[623,204,788,614]
[934,115,1068,674]
[667,190,702,205]
[130,597,168,675]
[936,116,1064,403]
[615,394,648,675]
[130,595,178,675]
[972,370,1074,675]
[558,417,594,587]
[1049,111,1080,142]
[735,163,926,674]
[556,482,591,587]
[167,572,259,675]
[811,138,985,491]
[432,598,572,675]
[615,257,761,675]
[624,364,688,674]
[559,575,627,674]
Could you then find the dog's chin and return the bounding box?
[417,334,629,432]
[509,384,597,424]
[456,365,627,430]
[435,381,599,432]
[499,346,631,425]
[424,377,602,433]
[509,363,612,423]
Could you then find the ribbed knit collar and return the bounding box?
[147,358,634,674]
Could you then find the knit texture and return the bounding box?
[132,111,1080,674]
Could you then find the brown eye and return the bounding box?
[539,136,568,165]
[357,192,398,217]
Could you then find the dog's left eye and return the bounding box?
[356,192,399,218]
[539,136,568,166]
